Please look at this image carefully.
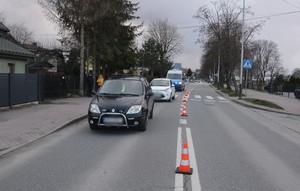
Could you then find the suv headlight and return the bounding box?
[127,105,142,114]
[89,104,100,113]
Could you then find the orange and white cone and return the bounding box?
[176,142,193,175]
[181,107,188,116]
[182,96,187,102]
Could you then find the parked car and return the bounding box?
[88,75,155,131]
[150,78,175,102]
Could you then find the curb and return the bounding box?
[231,99,300,117]
[214,88,300,117]
[0,115,87,158]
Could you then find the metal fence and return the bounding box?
[0,73,81,108]
[0,73,43,107]
[43,74,80,98]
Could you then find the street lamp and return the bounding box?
[239,0,245,99]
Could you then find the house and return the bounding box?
[23,42,60,74]
[0,22,35,74]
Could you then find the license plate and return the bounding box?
[103,117,123,124]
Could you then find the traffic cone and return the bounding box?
[181,107,188,116]
[182,96,187,102]
[176,142,193,175]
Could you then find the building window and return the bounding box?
[8,63,15,74]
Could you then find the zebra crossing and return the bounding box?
[190,95,229,103]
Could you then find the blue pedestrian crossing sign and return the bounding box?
[243,59,253,69]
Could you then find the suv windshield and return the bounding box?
[167,73,181,80]
[98,79,143,95]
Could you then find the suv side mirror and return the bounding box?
[147,91,154,96]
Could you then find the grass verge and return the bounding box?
[242,98,284,110]
[221,88,239,97]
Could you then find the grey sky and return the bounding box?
[1,0,299,74]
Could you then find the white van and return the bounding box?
[166,69,185,91]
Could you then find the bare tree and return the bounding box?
[8,23,33,44]
[194,0,263,89]
[0,12,5,23]
[146,18,183,76]
[0,13,33,45]
[147,18,183,58]
[251,40,280,90]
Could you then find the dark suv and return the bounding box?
[88,75,155,131]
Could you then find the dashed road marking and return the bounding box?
[180,119,187,124]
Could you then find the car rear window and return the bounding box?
[151,80,169,86]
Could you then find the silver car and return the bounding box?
[150,78,176,102]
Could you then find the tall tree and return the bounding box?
[39,0,140,95]
[146,18,183,77]
[40,0,110,95]
[194,0,262,89]
[138,38,160,77]
[250,40,281,90]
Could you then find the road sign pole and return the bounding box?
[239,0,245,99]
[246,68,248,90]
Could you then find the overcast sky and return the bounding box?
[1,0,300,74]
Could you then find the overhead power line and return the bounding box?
[280,0,300,9]
[245,10,300,20]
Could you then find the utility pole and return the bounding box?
[79,3,85,96]
[239,0,245,99]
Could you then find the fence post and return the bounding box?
[8,73,11,108]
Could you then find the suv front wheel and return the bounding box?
[137,114,148,131]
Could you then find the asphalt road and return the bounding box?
[0,82,300,191]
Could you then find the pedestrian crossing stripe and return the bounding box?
[191,95,228,102]
[206,96,214,100]
[217,96,226,100]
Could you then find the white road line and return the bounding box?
[205,96,214,100]
[187,128,202,191]
[195,95,202,99]
[217,96,227,101]
[204,99,215,102]
[175,127,184,191]
[219,100,229,103]
[190,99,201,102]
[180,119,187,125]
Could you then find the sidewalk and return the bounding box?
[220,88,300,116]
[0,97,92,156]
[1,89,299,157]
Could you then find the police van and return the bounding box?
[166,69,185,91]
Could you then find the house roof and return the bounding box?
[0,22,10,33]
[27,60,54,69]
[0,37,35,58]
[0,22,34,58]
